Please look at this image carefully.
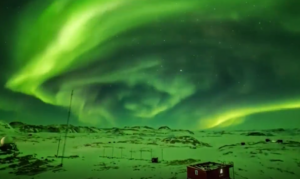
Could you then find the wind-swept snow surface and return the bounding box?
[0,122,300,179]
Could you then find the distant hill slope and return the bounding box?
[6,122,196,135]
[0,120,15,135]
[9,121,101,133]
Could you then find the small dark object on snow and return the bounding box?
[152,157,159,163]
[241,142,245,146]
[265,139,271,142]
[276,139,283,143]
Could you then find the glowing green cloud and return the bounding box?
[6,0,201,125]
[198,98,300,129]
[8,0,199,95]
[2,0,300,128]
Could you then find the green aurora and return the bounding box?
[0,0,300,129]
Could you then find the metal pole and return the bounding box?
[56,91,73,157]
[233,162,235,179]
[60,90,74,166]
[56,138,61,157]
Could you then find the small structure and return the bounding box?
[265,139,271,142]
[276,139,283,143]
[151,157,158,163]
[0,136,18,153]
[187,161,234,179]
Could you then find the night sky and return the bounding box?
[1,0,300,130]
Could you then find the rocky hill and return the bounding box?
[162,135,212,147]
[158,126,171,130]
[3,121,192,135]
[8,121,101,133]
[0,121,15,134]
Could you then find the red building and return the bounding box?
[187,161,234,179]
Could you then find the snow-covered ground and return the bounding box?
[1,121,300,179]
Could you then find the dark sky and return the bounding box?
[0,0,300,130]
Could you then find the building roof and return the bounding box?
[189,162,233,171]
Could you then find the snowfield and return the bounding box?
[1,121,300,179]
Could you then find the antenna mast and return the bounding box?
[56,90,74,167]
